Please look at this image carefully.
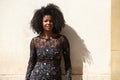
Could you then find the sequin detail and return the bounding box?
[25,34,71,80]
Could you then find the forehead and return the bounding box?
[43,15,52,19]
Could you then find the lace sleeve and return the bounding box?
[62,35,72,80]
[25,38,37,80]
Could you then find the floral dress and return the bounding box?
[25,34,71,80]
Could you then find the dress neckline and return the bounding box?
[39,34,60,40]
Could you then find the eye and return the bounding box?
[44,20,53,23]
[44,20,48,22]
[49,20,53,23]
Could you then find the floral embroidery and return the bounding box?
[25,34,71,80]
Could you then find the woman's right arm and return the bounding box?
[25,38,37,80]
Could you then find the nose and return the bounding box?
[47,20,52,25]
[47,21,50,24]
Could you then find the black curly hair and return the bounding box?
[30,3,65,34]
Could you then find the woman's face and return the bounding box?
[42,15,53,32]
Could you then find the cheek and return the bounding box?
[42,22,45,26]
[42,23,46,29]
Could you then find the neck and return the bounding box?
[42,31,54,38]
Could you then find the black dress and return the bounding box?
[25,34,71,80]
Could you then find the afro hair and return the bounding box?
[30,3,65,34]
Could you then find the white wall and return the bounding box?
[0,0,110,80]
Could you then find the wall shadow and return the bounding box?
[61,24,92,80]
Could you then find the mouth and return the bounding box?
[46,25,52,28]
[45,25,53,30]
[46,25,51,27]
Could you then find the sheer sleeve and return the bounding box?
[25,38,37,80]
[62,36,72,80]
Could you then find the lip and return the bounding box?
[46,25,52,27]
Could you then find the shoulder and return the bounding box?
[58,34,69,42]
[30,35,40,43]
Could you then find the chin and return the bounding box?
[45,29,52,32]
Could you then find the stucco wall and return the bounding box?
[0,0,110,80]
[111,0,120,80]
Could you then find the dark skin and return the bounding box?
[41,15,56,39]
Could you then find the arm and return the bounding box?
[62,36,72,80]
[25,38,37,80]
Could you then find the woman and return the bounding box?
[25,3,72,80]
